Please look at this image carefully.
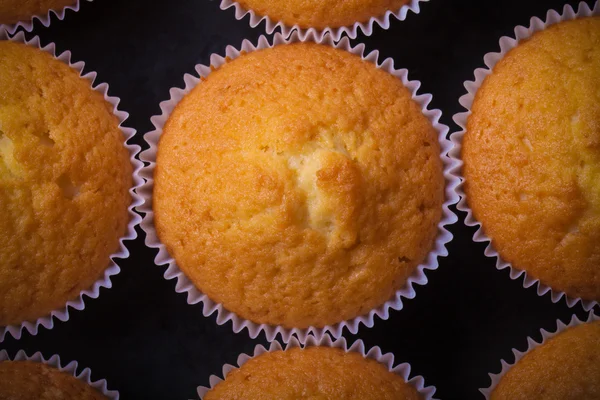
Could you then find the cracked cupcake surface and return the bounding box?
[235,0,409,30]
[205,347,422,400]
[0,361,108,399]
[0,0,76,25]
[0,42,132,326]
[462,17,600,302]
[154,42,444,329]
[491,321,600,400]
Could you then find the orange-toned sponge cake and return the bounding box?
[491,321,600,400]
[154,43,444,329]
[0,361,108,400]
[236,0,409,29]
[0,0,75,25]
[462,17,600,302]
[0,42,132,326]
[205,347,422,400]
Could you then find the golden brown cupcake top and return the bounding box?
[0,41,132,326]
[462,17,600,302]
[237,0,409,29]
[205,347,422,400]
[0,0,76,25]
[0,360,108,400]
[154,43,444,329]
[491,320,600,400]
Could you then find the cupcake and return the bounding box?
[219,0,423,40]
[235,0,408,29]
[0,40,133,333]
[0,361,108,399]
[150,39,447,333]
[205,347,420,399]
[459,16,600,304]
[0,350,117,399]
[199,337,434,399]
[0,0,75,25]
[489,320,600,400]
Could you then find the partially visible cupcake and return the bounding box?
[461,16,600,303]
[490,320,600,400]
[218,0,423,40]
[234,0,409,29]
[204,346,423,399]
[153,41,445,330]
[0,41,132,329]
[0,354,114,399]
[0,0,76,25]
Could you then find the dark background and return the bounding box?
[2,0,598,399]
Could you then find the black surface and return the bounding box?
[1,0,598,399]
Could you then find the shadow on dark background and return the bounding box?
[1,0,597,399]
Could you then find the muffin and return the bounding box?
[154,42,444,329]
[0,41,132,327]
[491,320,600,399]
[235,0,409,29]
[0,360,108,399]
[462,17,600,302]
[0,0,75,25]
[204,347,422,399]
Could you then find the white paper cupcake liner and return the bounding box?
[0,31,144,343]
[449,0,600,312]
[0,349,119,399]
[197,335,437,399]
[139,31,459,343]
[215,0,427,41]
[1,0,90,35]
[480,311,600,399]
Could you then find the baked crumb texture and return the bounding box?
[236,0,409,29]
[463,17,600,302]
[205,347,422,400]
[0,361,108,400]
[491,321,600,400]
[0,0,76,25]
[0,41,132,326]
[154,43,444,329]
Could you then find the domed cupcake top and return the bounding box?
[0,360,109,399]
[491,321,600,400]
[205,346,422,399]
[154,42,444,329]
[462,16,600,302]
[0,41,132,326]
[235,0,410,29]
[0,0,75,25]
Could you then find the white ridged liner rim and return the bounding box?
[139,30,459,343]
[197,335,437,399]
[480,312,600,399]
[0,31,144,342]
[0,349,119,399]
[449,0,600,312]
[215,0,427,41]
[1,0,91,35]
